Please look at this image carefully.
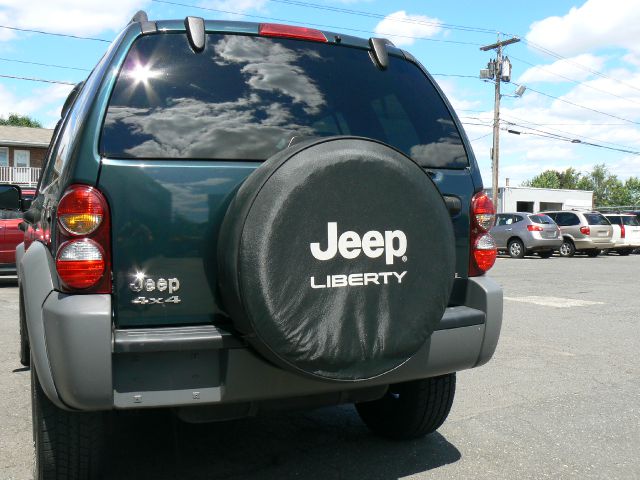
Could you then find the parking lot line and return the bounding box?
[504,296,605,308]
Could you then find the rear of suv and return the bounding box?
[490,212,562,258]
[604,213,640,255]
[544,210,614,257]
[1,13,503,479]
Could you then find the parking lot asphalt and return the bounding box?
[1,254,639,479]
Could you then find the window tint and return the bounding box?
[606,216,622,225]
[622,215,640,226]
[496,214,512,226]
[529,214,554,224]
[513,215,524,223]
[102,34,468,168]
[584,213,610,226]
[555,212,580,226]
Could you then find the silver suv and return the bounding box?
[543,211,614,257]
[491,212,562,258]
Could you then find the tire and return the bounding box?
[618,249,631,256]
[537,250,553,259]
[508,239,525,259]
[558,240,575,257]
[218,137,455,381]
[19,287,30,367]
[587,249,600,257]
[32,363,105,480]
[356,373,456,440]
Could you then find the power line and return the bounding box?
[505,126,640,156]
[0,25,110,43]
[501,112,638,151]
[0,57,89,72]
[521,38,640,96]
[469,132,493,142]
[0,73,75,85]
[266,0,498,34]
[151,0,484,45]
[512,82,640,127]
[509,54,640,108]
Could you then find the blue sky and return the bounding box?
[1,0,640,187]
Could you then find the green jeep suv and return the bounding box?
[0,12,503,479]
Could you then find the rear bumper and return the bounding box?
[39,276,502,412]
[523,237,563,251]
[573,238,614,250]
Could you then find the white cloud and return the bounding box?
[198,0,268,17]
[0,83,72,124]
[374,10,442,47]
[526,0,640,56]
[0,0,150,38]
[518,54,606,84]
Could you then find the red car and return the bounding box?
[0,188,34,275]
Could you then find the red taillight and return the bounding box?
[527,224,543,232]
[580,226,590,235]
[259,23,327,43]
[58,185,105,235]
[469,191,497,276]
[55,185,111,293]
[56,240,105,289]
[620,224,626,238]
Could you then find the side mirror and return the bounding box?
[22,198,33,210]
[18,222,27,232]
[0,185,21,210]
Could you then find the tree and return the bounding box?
[521,170,561,189]
[521,165,640,207]
[0,113,42,128]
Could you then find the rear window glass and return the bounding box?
[584,213,610,225]
[606,216,622,225]
[101,33,468,168]
[622,215,640,226]
[529,214,554,224]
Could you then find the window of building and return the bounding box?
[14,150,30,167]
[0,147,8,167]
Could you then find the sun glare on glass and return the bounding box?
[127,63,158,85]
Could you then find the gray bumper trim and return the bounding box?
[113,325,245,353]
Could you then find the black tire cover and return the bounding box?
[218,137,455,381]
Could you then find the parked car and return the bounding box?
[0,188,35,275]
[543,210,614,257]
[3,12,503,479]
[603,213,640,255]
[490,212,562,258]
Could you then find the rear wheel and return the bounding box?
[618,249,632,256]
[559,240,575,257]
[32,363,106,480]
[356,373,456,440]
[587,249,600,257]
[508,239,525,259]
[537,250,553,259]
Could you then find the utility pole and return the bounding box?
[480,36,520,211]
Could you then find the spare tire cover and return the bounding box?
[218,137,455,381]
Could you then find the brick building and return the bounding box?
[0,125,53,187]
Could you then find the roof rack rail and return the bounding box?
[130,10,148,24]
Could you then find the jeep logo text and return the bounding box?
[310,222,407,265]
